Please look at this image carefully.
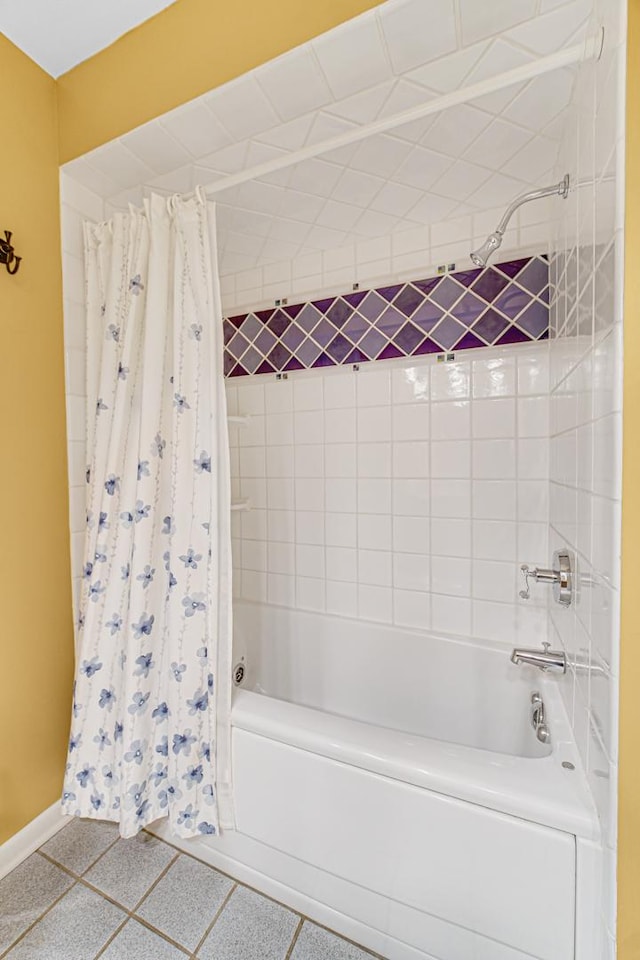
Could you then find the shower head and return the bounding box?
[470,174,570,268]
[470,232,502,267]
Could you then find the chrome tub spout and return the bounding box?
[510,642,566,673]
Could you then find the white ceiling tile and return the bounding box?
[500,135,559,182]
[268,218,312,244]
[197,143,249,174]
[263,238,305,261]
[464,118,533,169]
[407,41,491,93]
[330,169,385,208]
[425,104,492,158]
[501,69,575,131]
[348,135,413,179]
[161,101,233,159]
[288,160,343,199]
[305,113,358,149]
[244,143,290,187]
[62,157,121,198]
[319,143,361,167]
[312,11,391,99]
[324,81,396,123]
[465,38,534,86]
[107,186,145,211]
[316,199,364,232]
[504,0,593,54]
[86,141,155,190]
[148,166,194,195]
[392,193,458,225]
[234,180,284,216]
[429,160,492,201]
[256,116,315,151]
[277,190,326,224]
[369,181,424,218]
[394,146,451,191]
[194,176,240,207]
[304,224,350,250]
[376,79,435,119]
[391,116,437,144]
[459,0,537,46]
[230,210,273,238]
[220,252,259,274]
[255,46,333,121]
[205,75,280,141]
[121,122,192,176]
[470,83,529,116]
[378,0,458,74]
[351,208,402,237]
[465,172,530,210]
[225,232,266,258]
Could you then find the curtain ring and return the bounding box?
[195,184,206,205]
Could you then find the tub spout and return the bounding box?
[510,642,566,673]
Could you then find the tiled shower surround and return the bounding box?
[223,256,549,377]
[228,343,549,645]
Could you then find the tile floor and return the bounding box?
[0,819,382,959]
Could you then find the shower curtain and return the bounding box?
[62,191,234,839]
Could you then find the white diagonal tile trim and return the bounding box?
[198,40,600,200]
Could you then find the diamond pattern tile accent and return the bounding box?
[223,255,549,376]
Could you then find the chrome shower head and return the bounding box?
[470,232,503,267]
[469,175,570,267]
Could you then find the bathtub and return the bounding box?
[152,602,601,960]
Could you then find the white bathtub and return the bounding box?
[152,602,601,960]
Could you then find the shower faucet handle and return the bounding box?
[519,564,538,600]
[518,550,573,606]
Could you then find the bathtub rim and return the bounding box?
[231,686,599,841]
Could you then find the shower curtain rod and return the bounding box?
[201,30,603,199]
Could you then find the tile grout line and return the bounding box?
[9,828,378,959]
[39,836,189,959]
[190,881,238,956]
[91,851,183,959]
[0,872,81,959]
[39,823,122,877]
[283,916,304,960]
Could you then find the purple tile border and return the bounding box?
[224,255,549,377]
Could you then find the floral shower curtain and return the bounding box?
[62,191,233,839]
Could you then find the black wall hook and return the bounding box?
[0,231,21,275]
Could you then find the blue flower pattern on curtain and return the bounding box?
[63,193,233,839]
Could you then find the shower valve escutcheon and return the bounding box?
[519,549,573,606]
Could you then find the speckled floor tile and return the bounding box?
[84,832,176,909]
[197,885,299,960]
[99,919,187,959]
[0,853,74,953]
[41,818,120,875]
[5,882,124,960]
[290,922,376,959]
[136,853,234,951]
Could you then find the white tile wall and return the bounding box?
[546,0,625,950]
[228,343,549,644]
[59,172,103,630]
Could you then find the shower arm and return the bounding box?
[494,174,570,238]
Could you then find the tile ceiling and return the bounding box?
[63,0,595,276]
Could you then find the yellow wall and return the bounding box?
[0,35,74,844]
[57,0,384,163]
[619,1,640,953]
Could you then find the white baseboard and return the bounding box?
[0,803,68,880]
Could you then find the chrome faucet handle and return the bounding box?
[519,564,535,600]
